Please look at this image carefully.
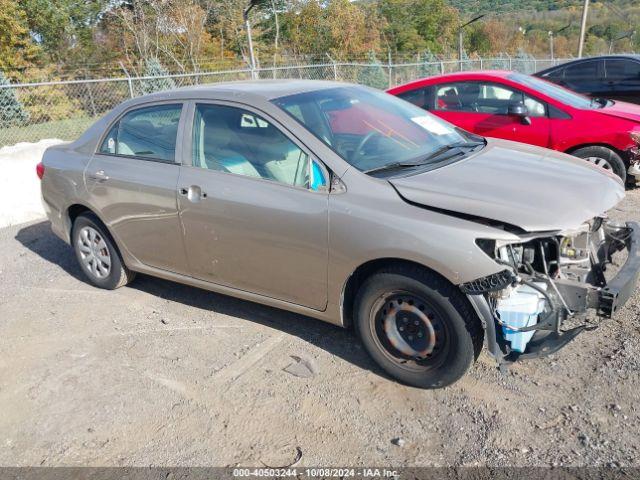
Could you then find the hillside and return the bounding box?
[450,0,633,15]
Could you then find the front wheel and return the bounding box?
[571,146,627,183]
[354,266,483,389]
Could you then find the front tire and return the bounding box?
[354,266,483,389]
[72,213,135,289]
[571,146,627,183]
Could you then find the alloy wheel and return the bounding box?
[77,226,111,279]
[584,156,613,171]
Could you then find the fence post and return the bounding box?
[440,61,445,74]
[119,61,134,98]
[326,53,338,80]
[83,69,97,117]
[388,50,393,89]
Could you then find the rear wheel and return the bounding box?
[72,213,135,289]
[354,266,483,389]
[571,146,626,183]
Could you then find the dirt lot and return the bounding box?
[1,191,639,468]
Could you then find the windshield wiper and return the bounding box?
[363,141,484,175]
[420,140,485,163]
[363,161,429,175]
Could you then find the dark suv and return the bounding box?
[535,55,640,105]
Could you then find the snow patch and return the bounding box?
[0,139,66,228]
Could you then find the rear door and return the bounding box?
[86,103,189,273]
[177,101,329,310]
[430,81,552,148]
[605,58,640,104]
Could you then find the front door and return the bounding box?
[86,103,189,273]
[431,81,552,148]
[177,102,329,310]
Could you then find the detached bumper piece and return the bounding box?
[598,221,640,317]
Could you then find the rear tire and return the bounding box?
[571,146,627,183]
[72,213,135,290]
[354,266,483,389]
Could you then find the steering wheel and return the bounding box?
[352,131,383,167]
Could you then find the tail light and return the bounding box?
[36,162,45,180]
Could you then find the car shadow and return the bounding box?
[15,220,384,378]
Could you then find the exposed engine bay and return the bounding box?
[463,218,640,365]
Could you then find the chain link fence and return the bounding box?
[0,57,572,148]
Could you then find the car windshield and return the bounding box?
[272,86,479,174]
[509,72,595,109]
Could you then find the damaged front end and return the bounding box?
[463,218,640,367]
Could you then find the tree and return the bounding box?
[0,72,29,127]
[0,0,39,73]
[378,0,458,54]
[18,0,105,64]
[357,51,388,89]
[113,0,217,73]
[279,0,379,59]
[139,58,176,94]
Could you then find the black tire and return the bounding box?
[571,146,627,183]
[354,266,483,389]
[71,213,135,290]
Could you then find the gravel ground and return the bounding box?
[0,191,639,468]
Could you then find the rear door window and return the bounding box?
[397,86,433,110]
[99,104,182,162]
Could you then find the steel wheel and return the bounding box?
[584,156,613,171]
[76,226,111,279]
[370,291,450,372]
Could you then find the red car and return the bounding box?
[388,71,640,183]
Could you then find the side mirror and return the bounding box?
[508,103,531,125]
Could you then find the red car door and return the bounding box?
[429,81,553,148]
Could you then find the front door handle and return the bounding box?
[179,185,207,203]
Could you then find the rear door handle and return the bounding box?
[179,185,207,202]
[88,170,109,182]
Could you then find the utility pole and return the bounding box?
[577,0,589,58]
[244,0,259,79]
[458,14,485,71]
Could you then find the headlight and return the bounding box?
[459,269,516,295]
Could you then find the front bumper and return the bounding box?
[468,221,640,365]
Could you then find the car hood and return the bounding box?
[598,101,640,123]
[389,138,624,232]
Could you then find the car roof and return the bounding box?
[124,79,349,106]
[388,70,516,92]
[536,55,640,75]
